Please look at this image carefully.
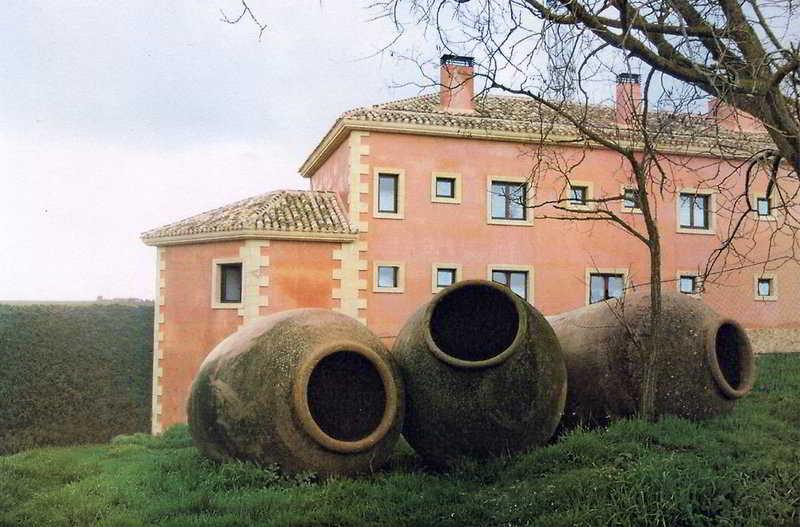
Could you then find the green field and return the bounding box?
[1,354,798,527]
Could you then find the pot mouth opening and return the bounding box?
[294,343,398,453]
[425,280,524,368]
[708,320,755,399]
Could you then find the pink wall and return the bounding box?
[310,139,350,209]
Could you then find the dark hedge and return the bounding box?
[0,304,153,454]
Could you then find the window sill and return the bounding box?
[756,215,777,222]
[487,218,533,227]
[373,212,404,220]
[431,197,461,204]
[676,227,716,236]
[755,296,778,302]
[211,302,243,310]
[373,287,404,294]
[620,207,643,215]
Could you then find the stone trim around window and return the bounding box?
[585,267,630,306]
[486,264,535,303]
[563,179,596,211]
[431,172,463,204]
[373,167,406,220]
[676,187,717,235]
[486,175,534,226]
[431,263,463,293]
[372,261,405,293]
[211,257,245,309]
[754,272,778,302]
[752,192,777,222]
[676,270,702,297]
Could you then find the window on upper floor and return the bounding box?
[622,187,641,210]
[435,177,456,199]
[436,268,457,288]
[589,273,625,304]
[757,277,774,299]
[377,174,399,213]
[431,172,462,204]
[490,181,527,220]
[491,269,529,300]
[679,193,710,230]
[373,262,405,293]
[569,185,588,206]
[756,197,771,217]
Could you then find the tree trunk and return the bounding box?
[640,234,662,421]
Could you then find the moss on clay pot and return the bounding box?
[392,280,567,468]
[187,308,404,476]
[548,290,756,428]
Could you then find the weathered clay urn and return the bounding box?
[188,308,405,476]
[547,290,756,428]
[392,280,567,468]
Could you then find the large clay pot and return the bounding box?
[548,290,756,428]
[188,308,404,476]
[392,280,567,468]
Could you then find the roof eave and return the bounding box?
[141,229,358,247]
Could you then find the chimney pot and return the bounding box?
[440,55,475,113]
[615,72,642,125]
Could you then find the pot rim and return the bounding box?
[292,340,399,453]
[705,318,756,399]
[422,279,528,369]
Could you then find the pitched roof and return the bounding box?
[141,190,356,245]
[301,93,771,175]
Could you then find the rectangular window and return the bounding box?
[491,270,528,300]
[679,275,697,295]
[623,188,641,209]
[220,263,242,303]
[757,278,773,297]
[491,181,527,220]
[377,174,399,213]
[756,197,771,217]
[589,273,624,304]
[435,177,456,199]
[377,265,399,289]
[569,185,588,205]
[679,193,710,229]
[436,268,457,289]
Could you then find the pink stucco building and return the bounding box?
[142,56,799,433]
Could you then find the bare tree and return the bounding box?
[375,0,799,419]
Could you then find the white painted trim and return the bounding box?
[676,187,717,235]
[754,272,778,301]
[431,172,463,204]
[373,167,406,220]
[486,175,534,226]
[373,261,406,293]
[585,267,630,306]
[431,263,463,293]
[211,257,244,310]
[486,264,535,303]
[142,230,356,247]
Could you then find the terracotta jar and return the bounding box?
[392,280,567,468]
[188,308,404,476]
[548,290,756,428]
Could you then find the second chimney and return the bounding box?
[615,72,642,125]
[440,55,475,113]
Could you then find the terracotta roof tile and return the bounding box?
[141,190,355,242]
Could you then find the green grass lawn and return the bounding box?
[2,354,799,527]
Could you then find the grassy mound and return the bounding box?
[1,354,798,527]
[0,304,152,454]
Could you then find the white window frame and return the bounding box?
[431,263,462,293]
[373,168,405,220]
[676,188,716,235]
[211,257,244,309]
[754,273,778,301]
[486,175,534,226]
[585,267,630,305]
[486,264,535,302]
[431,172,462,204]
[373,261,405,293]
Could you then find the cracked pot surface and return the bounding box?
[548,290,756,428]
[392,280,567,468]
[187,308,404,476]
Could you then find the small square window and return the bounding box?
[756,197,771,217]
[377,266,399,288]
[589,273,625,304]
[679,276,697,295]
[436,268,457,288]
[757,278,772,297]
[220,263,242,303]
[378,174,399,213]
[435,177,456,199]
[569,185,588,205]
[623,188,641,209]
[679,193,710,229]
[491,270,529,300]
[491,181,527,220]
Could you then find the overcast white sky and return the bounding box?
[1,1,429,300]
